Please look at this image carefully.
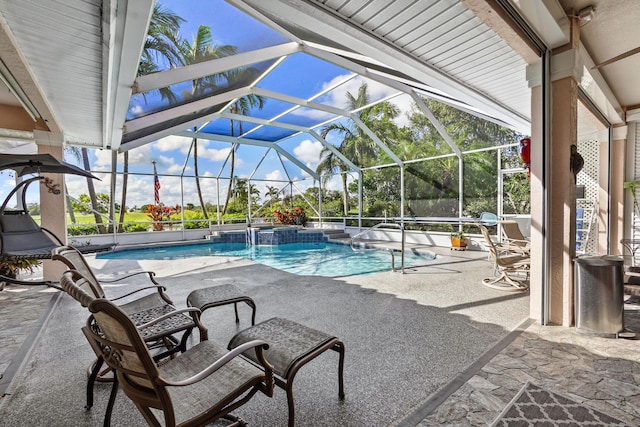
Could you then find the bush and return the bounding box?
[123,223,149,232]
[68,225,99,236]
[183,210,209,229]
[273,207,307,226]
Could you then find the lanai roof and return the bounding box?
[0,0,637,159]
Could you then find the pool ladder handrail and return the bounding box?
[350,222,405,273]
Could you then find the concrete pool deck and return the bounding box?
[1,246,639,426]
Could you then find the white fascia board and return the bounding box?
[244,0,530,134]
[511,0,570,49]
[134,42,302,94]
[106,0,154,151]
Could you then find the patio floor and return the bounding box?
[0,246,639,426]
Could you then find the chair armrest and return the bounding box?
[99,270,158,284]
[157,340,273,388]
[135,307,202,329]
[506,238,529,246]
[109,285,168,302]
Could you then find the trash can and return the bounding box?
[574,255,624,338]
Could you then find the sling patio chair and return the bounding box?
[81,296,274,427]
[499,220,530,255]
[479,225,530,291]
[55,247,207,425]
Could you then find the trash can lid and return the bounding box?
[574,255,623,266]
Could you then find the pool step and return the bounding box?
[320,229,351,241]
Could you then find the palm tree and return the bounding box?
[117,151,128,233]
[179,25,237,218]
[115,5,184,231]
[318,82,398,215]
[316,148,350,215]
[138,4,184,103]
[265,185,280,209]
[81,148,106,234]
[222,92,265,215]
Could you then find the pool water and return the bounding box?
[98,242,435,277]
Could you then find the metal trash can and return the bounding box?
[574,255,624,338]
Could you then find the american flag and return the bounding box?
[153,161,160,204]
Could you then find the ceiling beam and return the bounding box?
[134,42,302,94]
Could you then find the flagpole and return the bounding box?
[153,160,160,205]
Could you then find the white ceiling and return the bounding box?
[0,0,638,152]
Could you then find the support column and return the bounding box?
[36,142,67,282]
[527,47,583,326]
[599,126,627,255]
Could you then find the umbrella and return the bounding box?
[0,154,99,179]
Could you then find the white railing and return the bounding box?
[350,222,406,273]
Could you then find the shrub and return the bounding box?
[273,207,307,226]
[68,225,99,236]
[124,223,149,232]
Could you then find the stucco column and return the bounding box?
[36,142,67,282]
[600,127,627,255]
[527,48,582,326]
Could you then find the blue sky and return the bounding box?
[5,0,415,211]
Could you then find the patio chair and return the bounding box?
[499,220,530,255]
[54,247,207,424]
[81,296,274,427]
[479,225,530,291]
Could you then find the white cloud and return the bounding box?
[126,145,153,165]
[92,150,113,169]
[199,146,232,162]
[293,139,323,164]
[265,170,285,182]
[155,135,193,153]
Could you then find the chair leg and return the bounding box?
[335,342,345,400]
[86,357,101,409]
[103,375,119,427]
[233,302,240,323]
[482,271,528,291]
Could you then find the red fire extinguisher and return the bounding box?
[519,137,531,176]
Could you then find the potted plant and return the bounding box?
[0,258,42,289]
[624,180,640,218]
[450,230,468,250]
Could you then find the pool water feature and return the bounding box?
[98,242,435,277]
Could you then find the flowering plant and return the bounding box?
[145,204,181,231]
[273,207,307,226]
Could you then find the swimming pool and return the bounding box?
[98,242,435,277]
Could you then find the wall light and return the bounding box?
[577,5,595,23]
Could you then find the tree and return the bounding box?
[265,185,280,209]
[223,91,265,215]
[121,4,184,230]
[179,25,237,218]
[81,148,106,233]
[117,151,128,233]
[318,82,399,215]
